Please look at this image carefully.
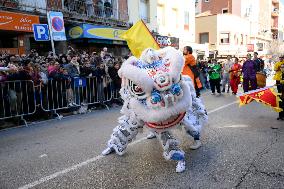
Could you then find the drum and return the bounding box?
[256,72,266,88]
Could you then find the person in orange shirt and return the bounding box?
[182,46,203,97]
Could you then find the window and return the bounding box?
[140,0,150,23]
[240,34,243,45]
[184,11,189,30]
[171,8,178,28]
[157,4,165,26]
[220,33,230,44]
[200,33,209,44]
[222,8,228,14]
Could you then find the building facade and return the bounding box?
[0,0,130,56]
[127,0,196,50]
[128,0,158,32]
[196,14,250,57]
[157,0,196,49]
[195,0,284,56]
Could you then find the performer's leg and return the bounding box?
[230,78,237,94]
[146,130,157,139]
[251,77,257,90]
[102,115,140,156]
[243,78,249,92]
[158,131,186,173]
[182,116,201,150]
[216,78,221,94]
[209,79,215,94]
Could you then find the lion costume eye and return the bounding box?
[129,80,147,99]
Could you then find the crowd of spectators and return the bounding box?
[0,46,127,125]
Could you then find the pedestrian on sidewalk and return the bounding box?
[222,55,233,93]
[229,57,242,95]
[242,54,257,93]
[208,59,222,95]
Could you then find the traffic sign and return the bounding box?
[48,11,66,41]
[32,24,50,41]
[52,17,64,31]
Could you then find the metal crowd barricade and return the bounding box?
[40,78,74,118]
[0,80,36,126]
[0,76,122,127]
[39,76,115,115]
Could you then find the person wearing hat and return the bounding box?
[274,55,284,120]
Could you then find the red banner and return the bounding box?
[238,87,282,112]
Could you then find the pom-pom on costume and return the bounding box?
[102,47,208,173]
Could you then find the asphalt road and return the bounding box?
[0,90,283,189]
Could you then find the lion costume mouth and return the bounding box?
[145,112,186,130]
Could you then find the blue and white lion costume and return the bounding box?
[102,47,208,173]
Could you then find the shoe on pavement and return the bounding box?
[102,147,114,156]
[211,92,216,95]
[176,160,186,173]
[190,140,202,150]
[147,132,157,139]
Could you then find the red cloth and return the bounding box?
[230,63,242,94]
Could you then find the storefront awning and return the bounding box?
[67,24,127,41]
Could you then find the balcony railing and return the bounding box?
[0,0,47,13]
[0,0,129,27]
[47,0,129,26]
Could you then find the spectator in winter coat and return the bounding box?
[65,55,80,78]
[80,60,93,77]
[93,63,106,104]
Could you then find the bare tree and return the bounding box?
[267,40,284,61]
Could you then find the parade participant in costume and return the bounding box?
[102,47,208,173]
[274,55,284,120]
[242,54,257,92]
[222,55,233,93]
[229,58,242,95]
[182,46,202,98]
[208,59,222,95]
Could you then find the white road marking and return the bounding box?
[216,124,249,129]
[18,137,147,189]
[18,101,238,189]
[39,154,48,158]
[207,101,238,114]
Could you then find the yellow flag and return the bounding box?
[120,20,160,58]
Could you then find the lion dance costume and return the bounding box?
[102,47,208,173]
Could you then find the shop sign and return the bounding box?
[0,11,39,32]
[67,24,127,41]
[0,48,19,55]
[154,35,179,48]
[247,44,254,52]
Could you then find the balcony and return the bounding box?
[271,10,279,17]
[47,0,129,27]
[271,25,278,30]
[0,0,129,27]
[0,0,47,14]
